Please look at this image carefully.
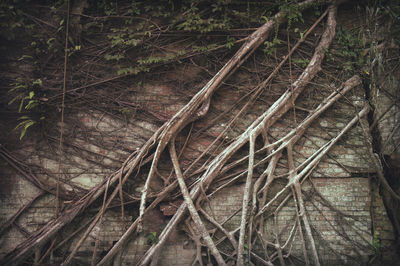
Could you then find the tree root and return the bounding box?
[141,4,339,265]
[2,2,370,266]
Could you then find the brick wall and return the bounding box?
[203,178,375,265]
[0,78,396,265]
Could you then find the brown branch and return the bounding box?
[291,186,309,266]
[1,2,349,265]
[141,3,339,263]
[56,0,70,215]
[137,0,307,230]
[237,134,256,265]
[59,176,109,266]
[294,181,320,266]
[0,124,165,265]
[257,104,370,217]
[169,138,226,265]
[0,191,44,236]
[199,208,238,252]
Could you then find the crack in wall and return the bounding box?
[362,74,400,257]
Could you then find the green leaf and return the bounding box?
[25,100,38,110]
[18,55,33,61]
[8,93,23,105]
[24,121,35,130]
[47,38,55,45]
[32,79,42,86]
[17,116,30,121]
[19,127,27,140]
[226,36,235,49]
[68,36,75,46]
[15,119,35,140]
[18,98,24,112]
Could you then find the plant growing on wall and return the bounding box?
[0,1,399,266]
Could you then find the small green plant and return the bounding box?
[104,54,125,62]
[108,27,141,48]
[119,107,132,115]
[98,0,117,16]
[14,116,44,140]
[0,1,34,41]
[8,77,46,140]
[313,6,322,17]
[146,231,158,245]
[335,26,364,72]
[324,47,335,62]
[117,66,149,76]
[137,50,185,66]
[263,38,281,56]
[176,5,231,33]
[371,232,383,255]
[193,44,218,53]
[9,78,42,112]
[293,58,310,68]
[225,36,235,49]
[262,12,281,56]
[243,235,249,266]
[294,27,306,39]
[279,1,304,29]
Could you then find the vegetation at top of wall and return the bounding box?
[0,0,398,143]
[0,0,296,139]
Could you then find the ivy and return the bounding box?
[108,27,141,48]
[176,6,230,33]
[137,51,185,66]
[292,58,310,68]
[279,1,304,29]
[193,44,218,53]
[117,66,149,76]
[263,38,281,56]
[335,26,364,72]
[225,36,235,49]
[0,1,34,41]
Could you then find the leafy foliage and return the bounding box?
[1,0,396,146]
[0,0,34,41]
[371,232,383,255]
[176,5,231,33]
[8,77,46,139]
[279,0,304,29]
[292,58,310,68]
[335,26,364,72]
[263,38,281,56]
